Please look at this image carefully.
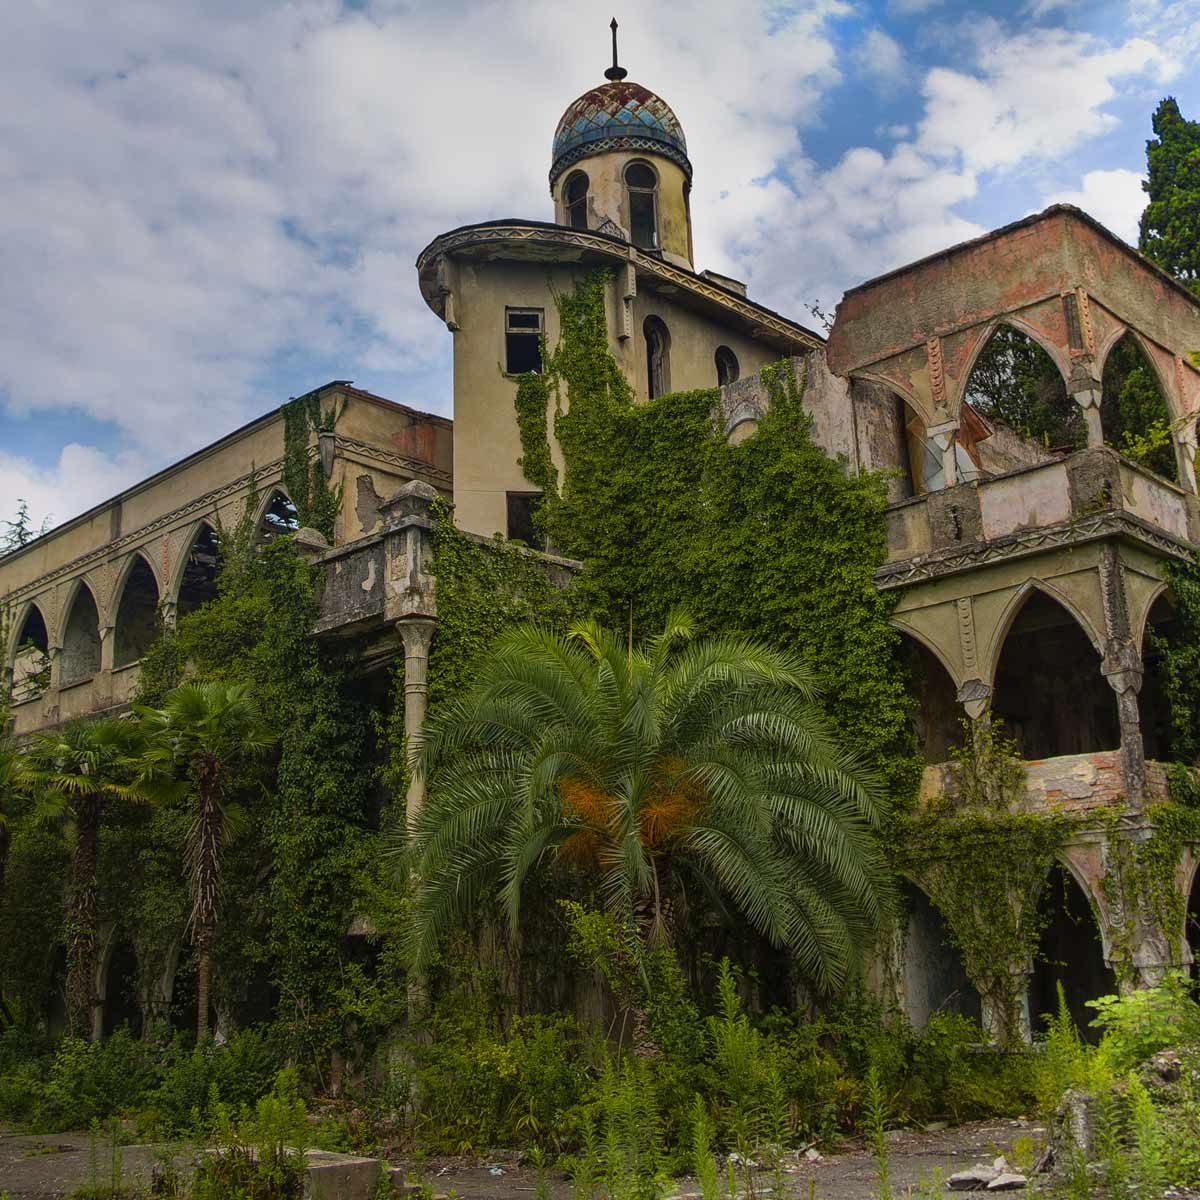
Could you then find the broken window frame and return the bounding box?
[504,307,544,375]
[715,345,740,387]
[644,315,670,400]
[564,170,589,230]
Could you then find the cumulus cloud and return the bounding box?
[0,1,1180,535]
[853,28,908,90]
[918,27,1175,173]
[1045,167,1147,243]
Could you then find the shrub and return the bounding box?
[1089,971,1200,1073]
[39,1030,158,1130]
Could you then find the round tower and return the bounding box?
[550,21,694,269]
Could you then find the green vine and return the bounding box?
[513,364,558,518]
[514,270,919,804]
[281,391,343,541]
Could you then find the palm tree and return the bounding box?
[0,733,30,908]
[406,611,889,993]
[136,683,274,1040]
[27,717,148,1039]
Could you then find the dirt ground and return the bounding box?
[0,1118,1040,1199]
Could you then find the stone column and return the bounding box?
[379,480,440,828]
[1098,545,1147,806]
[397,616,436,826]
[96,624,115,707]
[1068,365,1105,449]
[927,420,960,488]
[981,965,1033,1046]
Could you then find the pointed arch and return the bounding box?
[985,579,1104,683]
[989,583,1117,759]
[1139,585,1179,761]
[1029,859,1116,1039]
[9,599,51,703]
[1099,330,1178,480]
[960,319,1077,448]
[59,579,101,686]
[891,617,961,687]
[255,489,299,543]
[113,553,161,669]
[172,521,222,617]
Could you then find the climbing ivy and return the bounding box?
[514,270,919,801]
[512,366,557,523]
[281,390,343,541]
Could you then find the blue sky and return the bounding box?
[1,0,1196,532]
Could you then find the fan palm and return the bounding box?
[27,717,149,1038]
[406,611,890,992]
[136,682,274,1039]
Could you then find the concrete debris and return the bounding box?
[803,1147,823,1162]
[986,1173,1028,1191]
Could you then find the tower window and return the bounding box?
[564,170,589,230]
[505,308,543,374]
[644,316,670,400]
[625,162,659,250]
[715,346,740,386]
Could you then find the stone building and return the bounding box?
[4,32,1200,1040]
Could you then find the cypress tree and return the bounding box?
[1138,97,1200,293]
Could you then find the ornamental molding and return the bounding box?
[876,511,1195,590]
[549,136,693,188]
[417,224,820,351]
[333,435,452,486]
[1,459,285,610]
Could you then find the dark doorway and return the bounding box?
[993,590,1118,759]
[903,883,983,1027]
[1140,591,1179,762]
[102,940,141,1037]
[1029,862,1115,1039]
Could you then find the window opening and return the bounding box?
[505,308,543,375]
[506,492,543,549]
[114,556,160,668]
[11,604,50,703]
[715,346,740,387]
[178,526,221,617]
[564,171,589,230]
[644,316,670,400]
[625,162,658,250]
[258,491,300,542]
[60,583,101,686]
[1101,334,1176,481]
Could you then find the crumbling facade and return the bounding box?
[4,39,1200,1041]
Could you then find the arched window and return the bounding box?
[964,325,1077,449]
[257,491,300,543]
[177,525,221,618]
[564,170,589,230]
[11,604,50,703]
[61,582,101,686]
[715,346,740,387]
[114,556,160,668]
[625,162,658,250]
[1101,333,1176,481]
[644,316,670,400]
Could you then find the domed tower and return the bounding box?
[550,21,694,269]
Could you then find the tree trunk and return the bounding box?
[192,757,224,1042]
[66,798,101,1040]
[194,923,213,1042]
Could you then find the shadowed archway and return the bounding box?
[177,525,221,617]
[992,589,1117,759]
[1029,862,1115,1040]
[114,557,160,668]
[902,881,982,1028]
[60,583,101,686]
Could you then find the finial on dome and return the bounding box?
[604,18,628,81]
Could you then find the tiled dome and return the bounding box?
[550,81,691,188]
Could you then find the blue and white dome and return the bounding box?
[550,81,691,188]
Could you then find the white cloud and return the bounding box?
[0,1,1182,537]
[918,27,1175,173]
[1045,167,1147,243]
[0,444,152,543]
[1023,0,1080,18]
[853,28,908,90]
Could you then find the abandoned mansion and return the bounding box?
[3,42,1200,1043]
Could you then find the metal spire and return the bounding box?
[604,18,628,81]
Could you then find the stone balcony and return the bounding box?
[918,750,1171,816]
[878,447,1198,589]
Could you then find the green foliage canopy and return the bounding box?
[1139,97,1200,292]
